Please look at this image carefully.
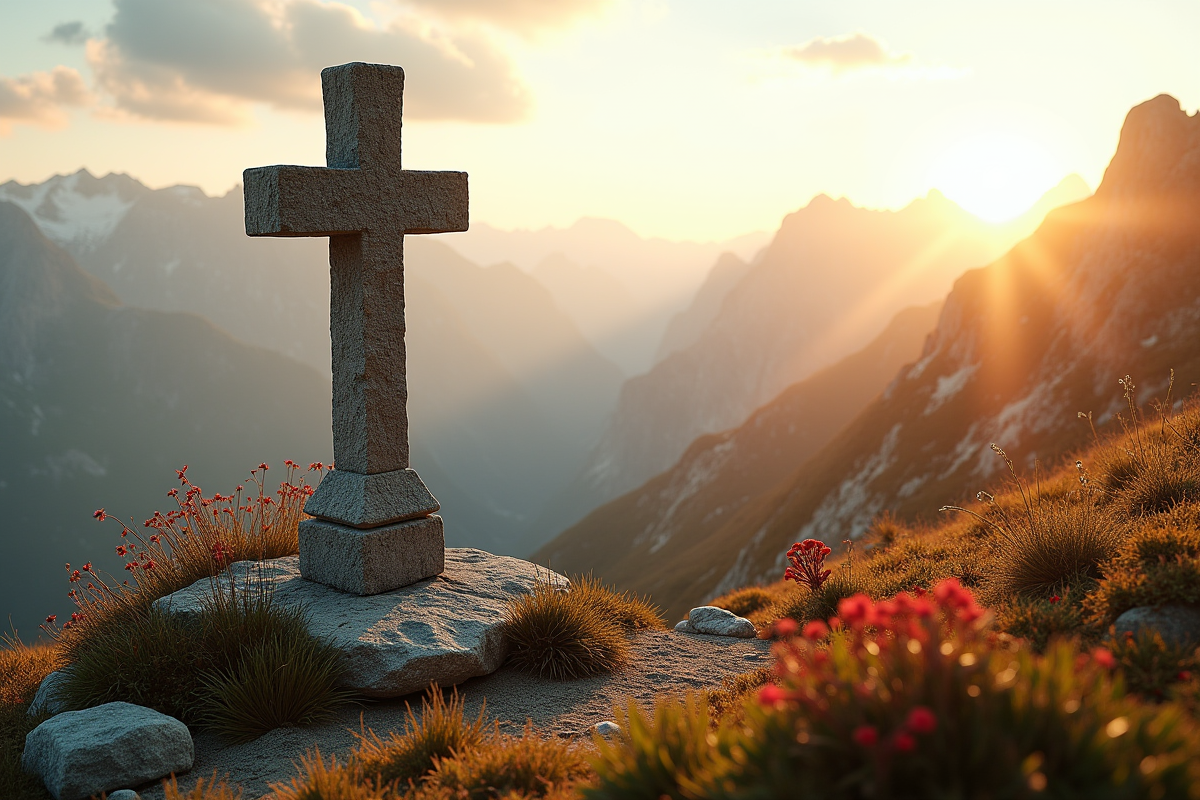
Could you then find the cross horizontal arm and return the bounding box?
[244,165,468,238]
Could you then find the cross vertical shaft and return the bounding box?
[243,62,468,595]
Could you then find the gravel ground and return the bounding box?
[140,629,773,799]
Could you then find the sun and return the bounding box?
[930,134,1063,223]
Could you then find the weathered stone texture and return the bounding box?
[299,514,445,595]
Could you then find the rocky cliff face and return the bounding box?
[545,177,1091,534]
[534,301,943,618]
[543,94,1200,615]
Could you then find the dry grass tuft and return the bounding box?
[162,773,245,800]
[0,636,58,799]
[503,577,632,681]
[565,574,666,632]
[709,586,776,619]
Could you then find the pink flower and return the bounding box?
[852,725,879,747]
[905,706,937,735]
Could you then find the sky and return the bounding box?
[0,0,1197,241]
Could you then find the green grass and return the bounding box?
[59,584,348,741]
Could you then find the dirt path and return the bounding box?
[140,630,772,799]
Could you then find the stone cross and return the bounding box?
[243,62,468,595]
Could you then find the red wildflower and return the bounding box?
[124,562,137,572]
[758,684,788,705]
[176,465,189,483]
[93,508,107,521]
[82,562,92,573]
[905,706,937,735]
[142,560,156,571]
[68,571,81,583]
[1179,671,1192,682]
[802,620,829,640]
[44,615,56,624]
[772,618,799,638]
[115,545,127,557]
[308,462,323,471]
[1092,647,1116,669]
[838,593,875,627]
[1049,595,1061,604]
[893,732,917,753]
[258,462,269,471]
[783,539,833,592]
[852,726,879,747]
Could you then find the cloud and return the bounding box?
[0,67,91,134]
[784,32,911,72]
[86,0,531,125]
[43,21,91,46]
[398,0,614,34]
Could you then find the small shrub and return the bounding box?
[709,586,776,620]
[586,694,717,800]
[272,749,384,800]
[1087,522,1200,623]
[59,583,347,735]
[566,574,665,632]
[769,566,867,625]
[1108,627,1198,701]
[706,667,772,723]
[994,590,1091,652]
[415,724,591,799]
[199,624,351,743]
[504,581,629,680]
[351,686,489,791]
[588,580,1200,799]
[945,448,1124,599]
[162,773,244,800]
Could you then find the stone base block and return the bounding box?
[304,468,440,529]
[299,515,444,595]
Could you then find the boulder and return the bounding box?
[108,792,142,800]
[154,548,564,698]
[1114,605,1200,649]
[27,670,69,718]
[674,619,697,633]
[22,701,192,800]
[687,606,757,638]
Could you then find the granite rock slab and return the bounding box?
[154,548,563,698]
[22,701,192,800]
[298,514,445,595]
[27,670,69,718]
[681,606,757,638]
[1114,605,1200,649]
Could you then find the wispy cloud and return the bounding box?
[0,67,91,134]
[84,0,532,125]
[397,0,615,36]
[42,21,91,46]
[783,32,911,73]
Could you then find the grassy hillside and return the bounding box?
[536,301,943,619]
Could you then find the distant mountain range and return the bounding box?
[0,200,331,638]
[536,94,1200,616]
[538,175,1091,536]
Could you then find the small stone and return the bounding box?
[688,606,757,638]
[594,721,621,736]
[22,701,192,800]
[298,515,446,596]
[674,619,697,633]
[1114,605,1200,649]
[28,671,69,718]
[107,791,142,800]
[155,549,566,697]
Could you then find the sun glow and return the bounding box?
[930,134,1063,223]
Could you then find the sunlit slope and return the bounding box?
[533,301,943,619]
[587,94,1200,615]
[547,175,1090,533]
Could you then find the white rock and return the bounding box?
[687,606,757,638]
[28,670,69,718]
[154,549,566,698]
[674,619,697,633]
[22,701,192,800]
[594,721,621,736]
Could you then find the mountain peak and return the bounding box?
[1098,94,1200,199]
